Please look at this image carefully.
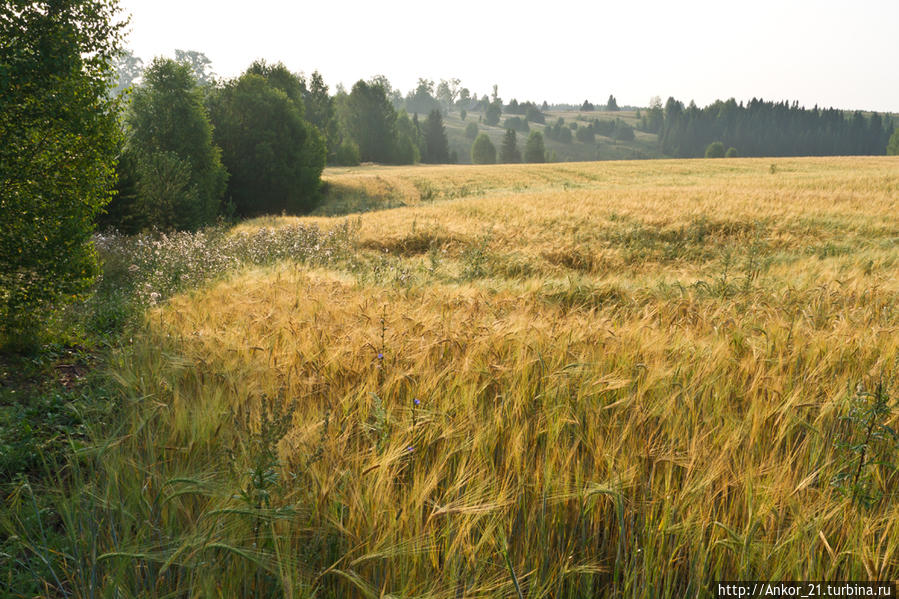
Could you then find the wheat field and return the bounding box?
[61,157,899,597]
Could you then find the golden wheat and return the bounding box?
[96,156,899,597]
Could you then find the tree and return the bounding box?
[338,79,398,163]
[500,129,521,163]
[471,133,496,164]
[484,101,502,126]
[421,110,450,163]
[465,121,479,139]
[502,116,529,134]
[1,0,125,345]
[606,95,619,111]
[106,58,227,232]
[888,128,899,155]
[576,126,595,143]
[393,110,421,164]
[612,119,635,141]
[436,78,460,111]
[524,131,546,163]
[705,141,726,158]
[175,49,215,86]
[304,70,341,164]
[208,66,325,216]
[582,100,595,111]
[111,50,144,96]
[406,78,438,114]
[725,147,738,158]
[525,105,545,124]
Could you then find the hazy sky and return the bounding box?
[118,0,898,112]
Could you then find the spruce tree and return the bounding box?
[422,109,449,163]
[500,129,521,163]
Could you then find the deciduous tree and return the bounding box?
[107,58,227,231]
[208,66,325,216]
[1,0,125,345]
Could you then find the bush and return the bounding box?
[725,147,738,158]
[465,121,479,139]
[471,133,496,164]
[705,141,726,158]
[524,131,546,163]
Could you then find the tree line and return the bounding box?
[655,97,895,158]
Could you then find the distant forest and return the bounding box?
[101,50,899,231]
[655,97,893,158]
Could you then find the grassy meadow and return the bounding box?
[5,156,899,597]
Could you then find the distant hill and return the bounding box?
[440,108,664,164]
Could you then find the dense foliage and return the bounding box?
[422,109,449,163]
[524,131,546,163]
[500,129,521,163]
[660,97,893,158]
[106,58,227,232]
[888,128,899,155]
[208,64,325,216]
[470,133,496,164]
[0,0,124,344]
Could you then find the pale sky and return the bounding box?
[118,0,899,113]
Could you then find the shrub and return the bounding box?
[465,121,479,139]
[705,141,726,158]
[726,147,738,158]
[471,133,496,164]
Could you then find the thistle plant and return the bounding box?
[832,379,899,507]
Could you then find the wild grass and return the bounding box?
[4,156,899,597]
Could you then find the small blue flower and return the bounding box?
[377,353,383,360]
[406,446,414,452]
[413,398,420,406]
